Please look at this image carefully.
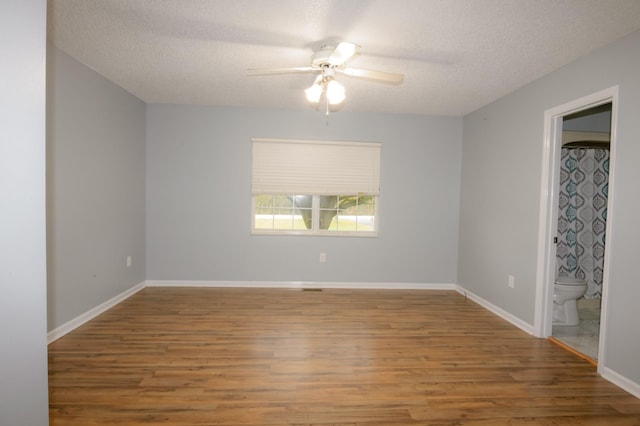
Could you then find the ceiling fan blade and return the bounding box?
[247,67,315,76]
[338,67,404,84]
[328,42,359,66]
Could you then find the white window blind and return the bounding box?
[252,138,381,195]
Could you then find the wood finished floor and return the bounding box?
[48,288,640,425]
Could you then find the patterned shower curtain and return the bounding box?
[556,148,609,298]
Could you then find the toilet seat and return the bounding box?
[555,276,586,286]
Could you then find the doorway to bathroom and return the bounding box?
[551,102,611,362]
[534,87,618,372]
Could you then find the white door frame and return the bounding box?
[533,86,618,372]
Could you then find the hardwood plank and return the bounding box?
[49,288,640,425]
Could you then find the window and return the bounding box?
[252,138,381,236]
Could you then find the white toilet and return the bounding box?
[553,276,587,326]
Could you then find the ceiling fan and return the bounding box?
[247,42,404,108]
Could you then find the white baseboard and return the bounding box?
[455,285,535,335]
[144,280,457,290]
[600,366,640,398]
[47,281,146,344]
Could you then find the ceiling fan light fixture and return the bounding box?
[305,83,323,103]
[248,41,403,112]
[326,79,345,105]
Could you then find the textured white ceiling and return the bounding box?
[48,0,640,116]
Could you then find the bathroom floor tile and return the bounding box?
[552,299,600,361]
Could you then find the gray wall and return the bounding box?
[47,45,146,330]
[146,105,462,284]
[563,109,611,132]
[459,30,640,385]
[0,1,49,424]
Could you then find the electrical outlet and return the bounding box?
[319,252,327,263]
[508,275,515,288]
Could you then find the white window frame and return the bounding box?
[251,138,381,237]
